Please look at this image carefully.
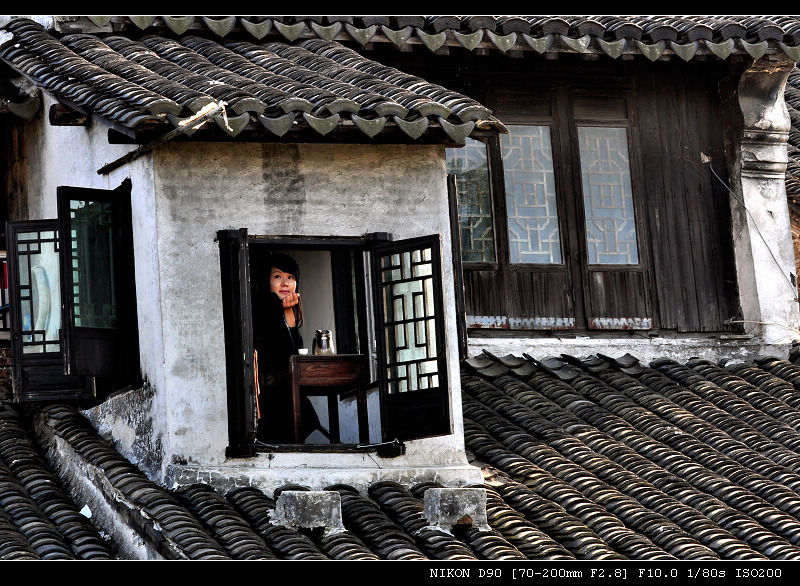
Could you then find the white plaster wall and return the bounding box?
[728,58,800,346]
[17,94,167,473]
[737,169,800,345]
[152,142,473,483]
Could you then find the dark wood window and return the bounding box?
[57,179,140,392]
[371,235,451,441]
[5,179,140,403]
[218,231,451,454]
[5,219,87,401]
[447,74,740,335]
[217,228,258,457]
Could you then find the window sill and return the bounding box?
[467,329,749,340]
[253,439,405,457]
[255,443,374,453]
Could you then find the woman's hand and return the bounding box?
[282,292,300,308]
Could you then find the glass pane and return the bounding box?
[501,125,562,264]
[578,126,639,265]
[15,229,62,354]
[445,138,496,262]
[69,199,119,328]
[379,247,439,394]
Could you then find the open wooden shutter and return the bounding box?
[57,179,140,391]
[217,228,257,457]
[371,234,452,442]
[5,219,88,402]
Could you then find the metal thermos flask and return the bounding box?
[312,329,335,355]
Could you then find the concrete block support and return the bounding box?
[423,487,489,532]
[272,490,345,534]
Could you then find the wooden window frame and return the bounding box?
[5,219,89,402]
[5,179,141,404]
[57,179,141,386]
[218,231,452,457]
[455,85,656,332]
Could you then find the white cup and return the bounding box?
[298,348,309,355]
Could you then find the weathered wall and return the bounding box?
[152,141,477,490]
[733,56,800,346]
[82,384,163,479]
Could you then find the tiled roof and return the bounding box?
[36,16,800,62]
[5,16,800,143]
[33,402,533,560]
[0,405,114,559]
[8,346,800,560]
[462,350,800,560]
[0,18,495,142]
[782,69,800,289]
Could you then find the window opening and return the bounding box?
[220,233,452,454]
[249,241,373,447]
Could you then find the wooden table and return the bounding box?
[289,354,369,444]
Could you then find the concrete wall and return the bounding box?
[151,141,477,490]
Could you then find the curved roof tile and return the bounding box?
[0,17,500,142]
[37,15,800,61]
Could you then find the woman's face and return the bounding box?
[269,267,297,299]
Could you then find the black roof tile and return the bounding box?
[0,406,114,560]
[462,351,800,559]
[36,16,800,59]
[8,344,800,560]
[0,18,499,142]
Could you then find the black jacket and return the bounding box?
[253,293,319,442]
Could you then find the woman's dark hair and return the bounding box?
[270,252,303,327]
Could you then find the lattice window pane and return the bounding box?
[69,199,119,328]
[501,125,562,264]
[379,247,440,394]
[578,126,639,265]
[446,139,496,262]
[14,229,62,354]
